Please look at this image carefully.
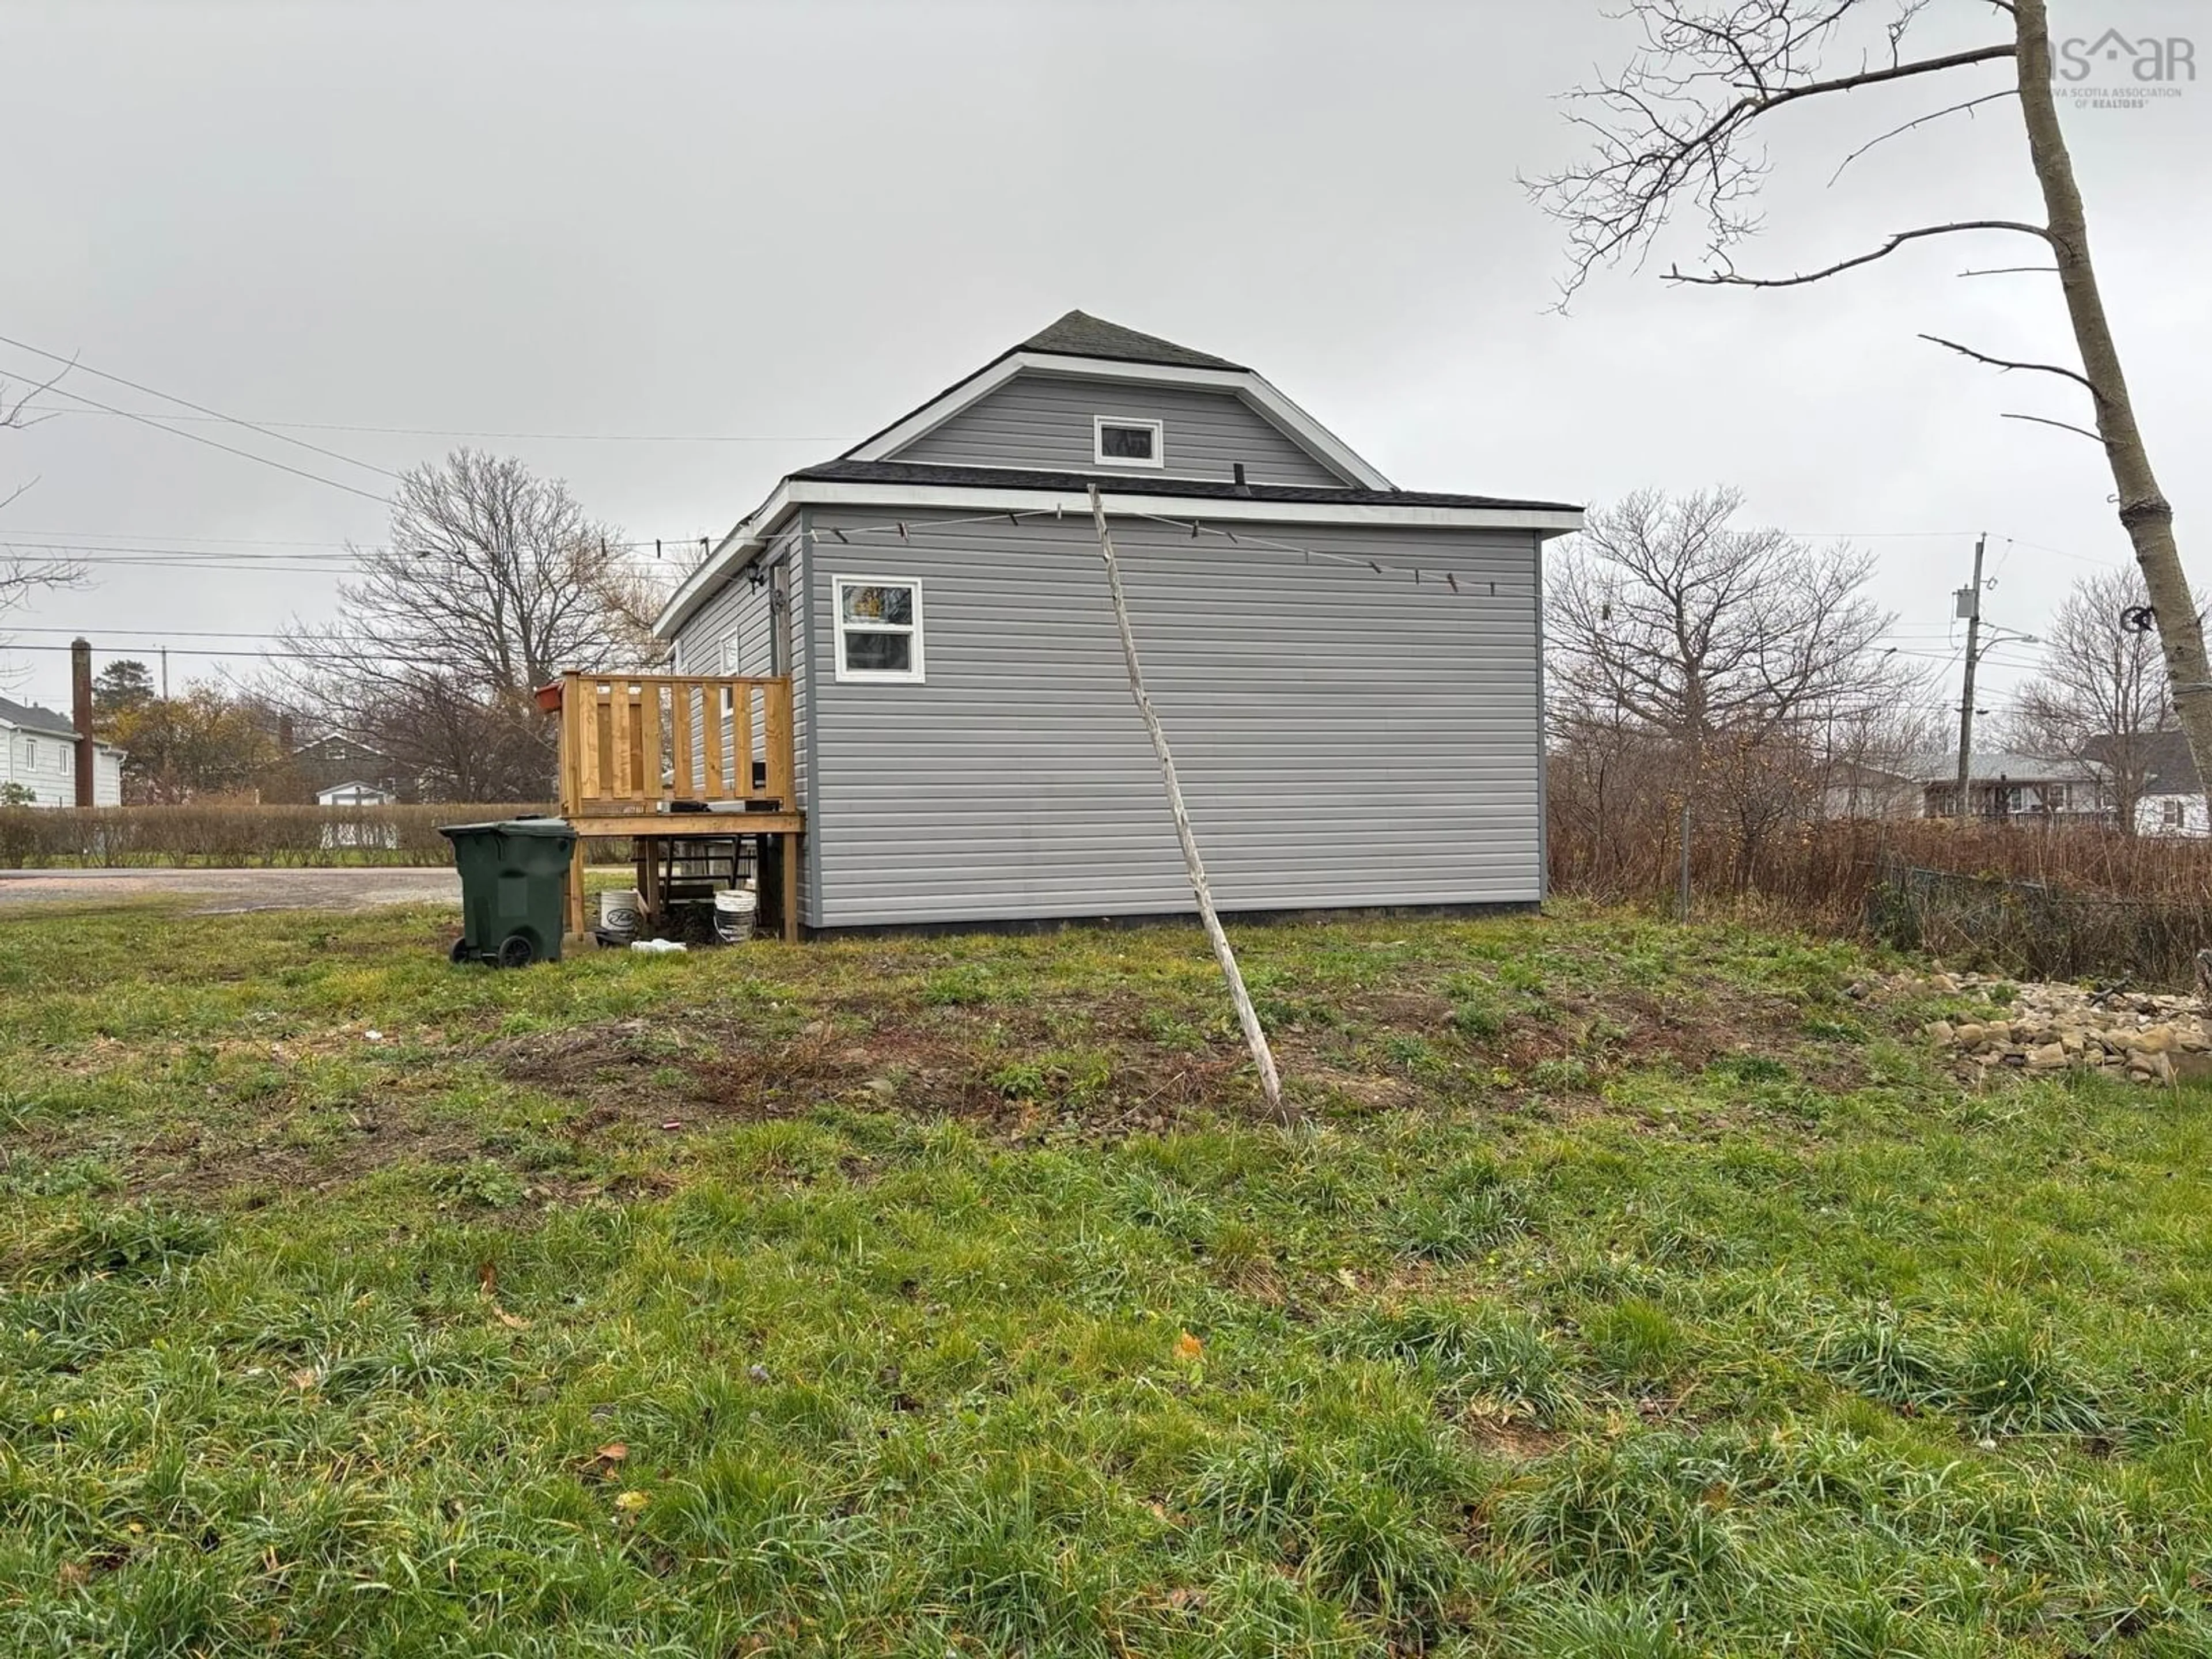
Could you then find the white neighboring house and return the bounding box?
[2126,732,2210,837]
[316,779,400,850]
[316,780,398,807]
[0,696,125,806]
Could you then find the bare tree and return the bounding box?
[1548,487,1912,884]
[281,449,664,801]
[1550,487,1901,749]
[1531,0,2212,817]
[2008,569,2170,833]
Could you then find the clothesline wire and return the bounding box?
[765,505,1529,604]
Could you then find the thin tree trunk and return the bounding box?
[2014,0,2212,819]
[1086,486,1291,1126]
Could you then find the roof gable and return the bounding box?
[1016,310,1246,371]
[844,310,1391,491]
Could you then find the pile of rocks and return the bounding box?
[1918,972,2212,1085]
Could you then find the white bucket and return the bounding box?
[713,887,757,945]
[600,888,641,942]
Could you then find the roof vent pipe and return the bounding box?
[1232,462,1251,497]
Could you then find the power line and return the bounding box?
[0,642,479,665]
[0,329,399,480]
[29,383,391,503]
[1,626,306,639]
[9,404,833,445]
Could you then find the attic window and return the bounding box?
[1094,416,1163,469]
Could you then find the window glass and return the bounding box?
[844,632,912,674]
[834,577,923,682]
[842,584,913,626]
[1100,423,1155,460]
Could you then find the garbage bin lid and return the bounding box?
[437,817,578,840]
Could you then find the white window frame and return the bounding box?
[832,575,925,684]
[1093,415,1164,469]
[24,739,36,768]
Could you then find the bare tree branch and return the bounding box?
[1,370,86,628]
[1665,220,2051,287]
[1918,331,2097,394]
[2002,411,2104,444]
[1826,89,2016,186]
[1957,265,2060,276]
[1529,0,2018,298]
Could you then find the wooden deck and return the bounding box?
[546,671,804,942]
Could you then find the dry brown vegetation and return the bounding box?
[0,802,551,868]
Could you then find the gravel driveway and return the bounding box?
[0,867,463,914]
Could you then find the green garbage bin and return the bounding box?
[440,818,578,967]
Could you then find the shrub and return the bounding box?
[0,803,553,868]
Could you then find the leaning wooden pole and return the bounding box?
[1087,485,1290,1125]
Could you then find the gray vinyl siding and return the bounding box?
[665,541,809,822]
[679,562,774,676]
[802,507,1542,929]
[891,373,1349,486]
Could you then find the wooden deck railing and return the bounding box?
[552,671,794,819]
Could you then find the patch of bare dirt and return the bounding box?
[1462,1412,1566,1462]
[487,1004,1251,1142]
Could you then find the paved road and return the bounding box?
[0,866,463,914]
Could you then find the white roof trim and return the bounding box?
[654,478,1579,638]
[846,350,1395,491]
[655,480,800,637]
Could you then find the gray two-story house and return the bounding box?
[654,311,1580,933]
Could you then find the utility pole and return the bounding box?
[1953,533,1987,819]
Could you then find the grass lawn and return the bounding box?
[1,900,2209,1656]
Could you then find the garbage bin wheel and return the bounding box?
[449,938,476,966]
[497,934,537,969]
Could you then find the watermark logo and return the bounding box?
[2055,29,2195,108]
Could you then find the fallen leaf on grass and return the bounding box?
[613,1489,650,1521]
[579,1442,632,1478]
[1172,1331,1205,1363]
[491,1307,531,1331]
[287,1368,319,1391]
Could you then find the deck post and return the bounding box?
[782,831,801,944]
[566,837,588,939]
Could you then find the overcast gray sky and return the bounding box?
[4,0,2206,722]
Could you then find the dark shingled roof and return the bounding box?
[0,694,78,738]
[1017,310,1247,372]
[791,458,1580,513]
[2085,728,2203,794]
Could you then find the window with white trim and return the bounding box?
[2162,796,2186,830]
[833,577,924,683]
[1093,416,1163,468]
[24,739,36,768]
